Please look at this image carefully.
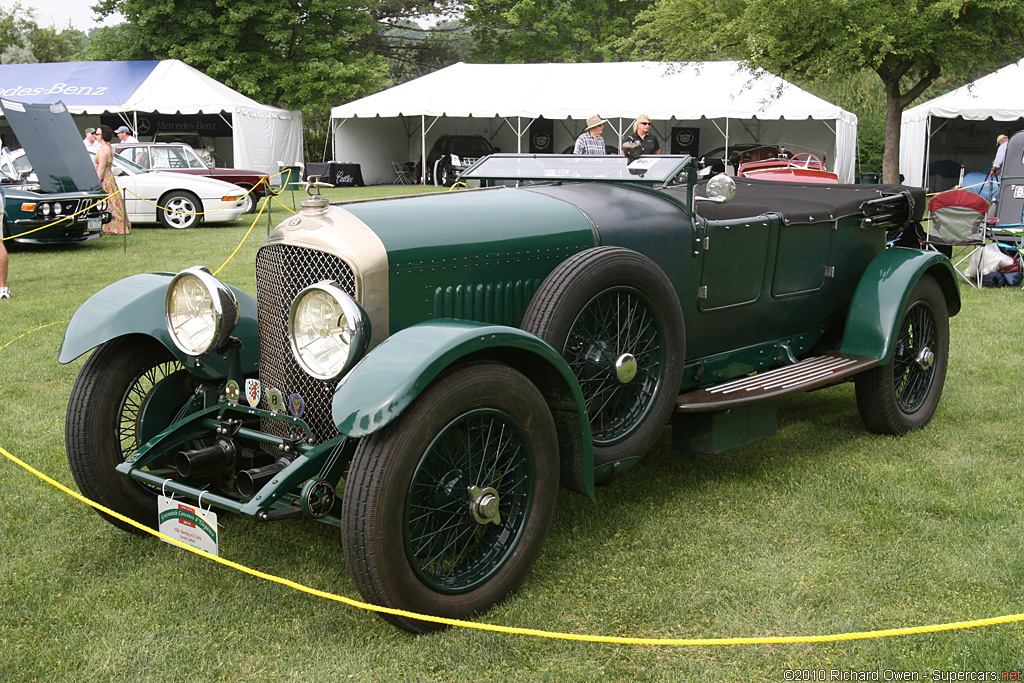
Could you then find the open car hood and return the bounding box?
[0,99,102,194]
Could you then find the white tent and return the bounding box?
[0,60,303,175]
[900,59,1024,188]
[330,61,858,184]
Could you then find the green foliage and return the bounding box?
[635,0,1024,181]
[0,3,87,63]
[465,0,653,62]
[383,19,475,84]
[798,70,887,175]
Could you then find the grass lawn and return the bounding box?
[1,187,1023,681]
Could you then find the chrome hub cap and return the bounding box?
[615,353,637,384]
[469,486,501,525]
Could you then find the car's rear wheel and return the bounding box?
[855,275,949,434]
[66,336,195,533]
[521,247,685,466]
[159,190,201,229]
[341,361,559,633]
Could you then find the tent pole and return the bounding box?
[421,115,426,185]
[924,115,932,192]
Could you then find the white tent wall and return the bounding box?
[331,61,857,185]
[235,105,304,176]
[900,59,1024,188]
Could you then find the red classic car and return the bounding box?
[112,142,273,213]
[736,145,839,184]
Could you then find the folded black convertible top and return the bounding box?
[690,176,925,226]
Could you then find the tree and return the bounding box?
[89,0,461,160]
[465,0,653,62]
[383,19,475,84]
[634,0,1024,182]
[0,3,86,64]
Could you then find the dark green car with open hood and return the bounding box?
[1,99,110,244]
[59,154,959,632]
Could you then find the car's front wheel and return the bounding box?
[66,336,195,533]
[341,361,559,633]
[238,186,256,214]
[855,275,950,434]
[159,190,201,229]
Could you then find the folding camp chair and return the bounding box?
[924,189,990,288]
[391,161,413,185]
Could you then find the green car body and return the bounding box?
[59,154,959,632]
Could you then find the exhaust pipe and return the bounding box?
[237,455,292,499]
[176,438,237,478]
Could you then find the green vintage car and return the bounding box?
[1,99,111,244]
[59,154,959,633]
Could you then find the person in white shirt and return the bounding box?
[990,134,1009,177]
[83,127,101,152]
[114,126,139,144]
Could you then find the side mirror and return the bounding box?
[695,173,736,204]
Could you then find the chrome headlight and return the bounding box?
[165,266,239,356]
[288,282,370,380]
[40,202,51,216]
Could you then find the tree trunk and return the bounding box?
[882,85,903,185]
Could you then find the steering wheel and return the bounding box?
[790,152,822,169]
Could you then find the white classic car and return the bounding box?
[3,148,248,229]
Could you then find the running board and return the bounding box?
[675,353,879,414]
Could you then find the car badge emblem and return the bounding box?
[267,388,284,413]
[244,378,261,407]
[288,393,305,418]
[289,217,302,226]
[224,379,240,403]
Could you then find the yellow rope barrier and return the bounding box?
[1,441,1022,644]
[0,320,69,352]
[212,192,271,276]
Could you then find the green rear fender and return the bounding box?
[840,247,961,363]
[332,319,595,498]
[57,272,260,379]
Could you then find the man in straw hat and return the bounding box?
[990,134,1009,178]
[573,115,608,155]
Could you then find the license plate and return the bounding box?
[87,218,101,231]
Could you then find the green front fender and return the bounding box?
[332,319,595,497]
[57,272,260,379]
[840,247,961,363]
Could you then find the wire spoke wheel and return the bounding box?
[564,287,664,446]
[855,275,949,435]
[66,336,195,532]
[889,300,938,414]
[342,361,558,633]
[520,247,685,465]
[405,408,533,593]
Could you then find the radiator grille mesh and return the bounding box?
[255,244,356,442]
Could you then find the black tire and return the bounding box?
[521,247,685,465]
[66,336,193,533]
[855,275,949,435]
[159,190,201,229]
[341,361,559,633]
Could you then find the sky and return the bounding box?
[17,0,124,31]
